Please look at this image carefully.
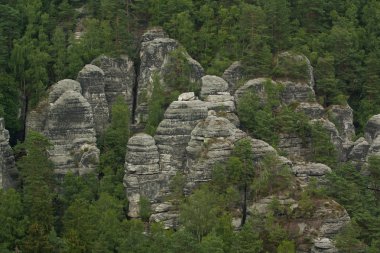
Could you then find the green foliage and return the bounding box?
[335,222,367,253]
[139,196,151,222]
[231,221,263,253]
[272,53,310,82]
[0,189,26,252]
[145,74,165,135]
[163,47,201,98]
[277,240,295,253]
[326,163,380,245]
[367,155,380,200]
[309,122,338,167]
[15,131,56,252]
[252,155,293,199]
[180,185,222,242]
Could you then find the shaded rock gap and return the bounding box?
[131,58,140,125]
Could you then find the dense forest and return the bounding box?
[0,0,380,252]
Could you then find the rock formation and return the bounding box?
[44,90,99,176]
[0,118,18,189]
[77,64,109,135]
[134,28,204,125]
[327,105,355,142]
[27,80,99,176]
[185,114,246,191]
[124,133,161,218]
[222,61,244,92]
[92,55,135,114]
[154,99,209,171]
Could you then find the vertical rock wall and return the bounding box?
[0,118,17,189]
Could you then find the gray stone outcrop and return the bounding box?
[155,99,208,172]
[77,64,109,135]
[365,114,380,143]
[234,78,278,107]
[280,81,315,105]
[44,90,99,175]
[92,55,135,114]
[185,115,246,191]
[327,105,355,142]
[295,102,324,120]
[0,118,17,189]
[292,162,332,187]
[124,133,161,218]
[135,28,204,125]
[222,61,244,92]
[348,137,370,167]
[200,75,229,98]
[27,79,100,176]
[311,238,338,253]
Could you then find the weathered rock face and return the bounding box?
[200,75,239,125]
[311,118,344,160]
[280,81,315,105]
[348,137,370,167]
[135,28,204,125]
[27,80,82,135]
[292,162,332,188]
[311,238,338,253]
[155,99,208,172]
[222,61,244,92]
[49,79,82,103]
[234,78,278,106]
[92,55,135,114]
[185,114,246,191]
[44,90,99,175]
[0,118,18,189]
[77,64,109,135]
[27,79,100,176]
[295,102,325,120]
[26,99,50,134]
[124,133,160,218]
[200,75,229,98]
[249,196,349,253]
[278,133,311,161]
[327,105,355,142]
[365,114,380,144]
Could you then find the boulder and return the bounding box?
[0,118,18,189]
[77,64,109,135]
[200,75,229,98]
[91,55,135,114]
[178,92,195,101]
[311,238,338,253]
